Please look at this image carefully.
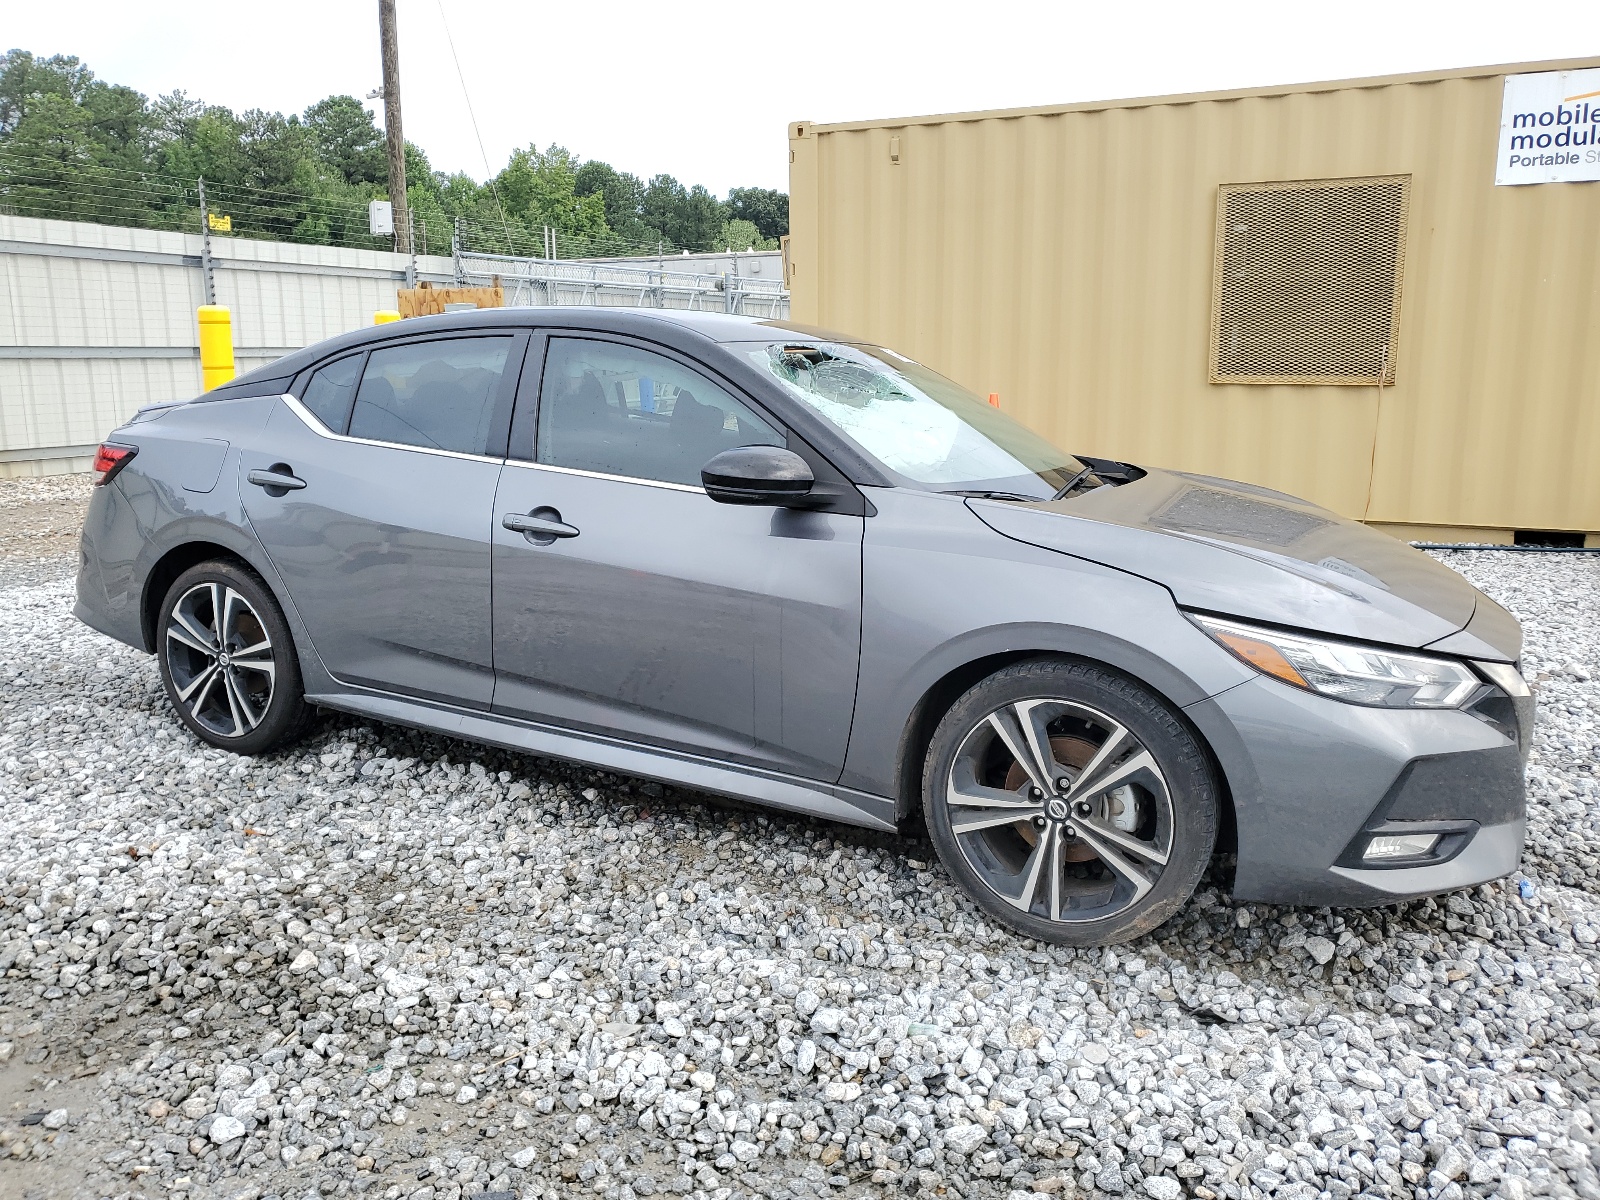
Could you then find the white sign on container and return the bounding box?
[369,200,395,235]
[1496,67,1600,185]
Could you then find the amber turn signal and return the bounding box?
[1212,629,1311,689]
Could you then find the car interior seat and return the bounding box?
[669,391,728,474]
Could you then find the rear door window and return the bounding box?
[536,337,783,486]
[349,336,514,456]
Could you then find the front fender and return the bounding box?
[840,490,1255,802]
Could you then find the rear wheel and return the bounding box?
[923,659,1218,946]
[157,560,315,754]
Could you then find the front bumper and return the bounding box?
[1185,674,1529,907]
[1328,817,1524,901]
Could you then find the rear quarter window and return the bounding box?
[299,354,364,433]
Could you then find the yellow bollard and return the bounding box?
[197,305,235,391]
[374,309,401,325]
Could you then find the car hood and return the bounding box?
[967,467,1519,658]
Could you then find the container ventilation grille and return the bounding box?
[1210,175,1410,386]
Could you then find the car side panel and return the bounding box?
[490,464,864,780]
[72,396,338,694]
[74,397,268,643]
[239,400,501,708]
[842,488,1256,803]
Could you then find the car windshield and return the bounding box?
[748,341,1082,496]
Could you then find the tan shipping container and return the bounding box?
[787,57,1600,542]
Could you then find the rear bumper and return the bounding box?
[1186,675,1528,907]
[73,481,148,652]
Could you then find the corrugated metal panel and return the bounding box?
[0,358,202,451]
[790,57,1600,534]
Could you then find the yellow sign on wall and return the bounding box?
[207,212,232,232]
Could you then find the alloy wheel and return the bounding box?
[164,581,277,739]
[945,698,1175,924]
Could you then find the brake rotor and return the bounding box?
[1006,735,1100,861]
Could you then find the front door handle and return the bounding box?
[503,508,580,544]
[247,466,306,494]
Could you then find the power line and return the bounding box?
[434,0,514,256]
[0,152,751,258]
[0,158,741,260]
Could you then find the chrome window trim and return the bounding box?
[502,456,705,495]
[278,393,508,466]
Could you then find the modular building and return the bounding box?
[786,57,1600,543]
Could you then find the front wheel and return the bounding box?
[156,559,315,754]
[923,659,1218,946]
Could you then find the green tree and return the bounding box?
[0,46,789,260]
[0,91,148,222]
[727,186,787,241]
[575,160,645,231]
[0,50,94,134]
[641,173,687,243]
[679,184,725,252]
[716,217,776,252]
[494,143,607,241]
[642,174,728,252]
[303,95,385,185]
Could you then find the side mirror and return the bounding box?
[702,445,815,506]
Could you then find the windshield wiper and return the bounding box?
[940,489,1042,502]
[1049,466,1096,501]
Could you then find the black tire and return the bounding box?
[923,658,1218,946]
[156,559,316,754]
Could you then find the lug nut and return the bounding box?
[1029,787,1043,799]
[1075,801,1092,817]
[1057,778,1071,791]
[1033,815,1047,828]
[1063,824,1076,838]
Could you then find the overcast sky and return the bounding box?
[9,1,1599,195]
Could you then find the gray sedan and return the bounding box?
[74,310,1533,945]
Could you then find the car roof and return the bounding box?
[212,308,864,398]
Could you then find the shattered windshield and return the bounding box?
[749,342,1082,495]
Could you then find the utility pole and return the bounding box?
[378,0,411,253]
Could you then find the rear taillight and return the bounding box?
[91,443,137,486]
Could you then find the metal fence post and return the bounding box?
[196,177,217,306]
[405,209,417,288]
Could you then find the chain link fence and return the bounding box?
[453,245,789,318]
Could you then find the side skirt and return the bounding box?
[307,690,899,832]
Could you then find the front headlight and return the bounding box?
[1191,614,1480,709]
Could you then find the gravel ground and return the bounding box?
[0,473,92,587]
[2,479,1598,1200]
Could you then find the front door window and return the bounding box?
[536,338,784,484]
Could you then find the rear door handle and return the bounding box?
[502,509,580,541]
[247,467,306,492]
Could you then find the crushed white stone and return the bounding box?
[1,504,1597,1198]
